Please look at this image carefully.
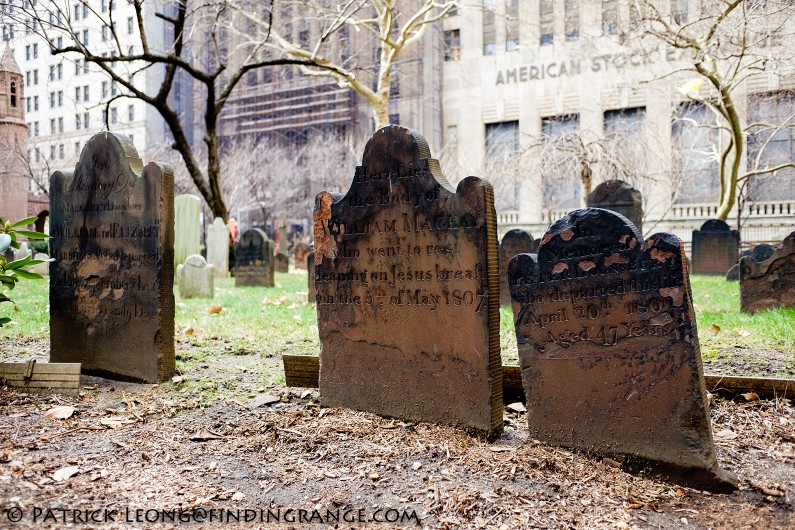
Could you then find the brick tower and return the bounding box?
[0,44,29,225]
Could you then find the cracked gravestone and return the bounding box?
[177,254,214,298]
[508,208,736,492]
[691,219,739,275]
[206,217,229,277]
[586,179,644,235]
[313,125,502,437]
[740,231,795,313]
[499,229,537,306]
[174,194,201,268]
[49,132,175,383]
[235,228,274,287]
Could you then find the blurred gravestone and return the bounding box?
[293,242,311,269]
[314,125,502,437]
[206,217,229,277]
[509,208,735,492]
[235,228,274,287]
[751,243,775,263]
[174,194,201,268]
[499,229,536,306]
[586,180,644,234]
[13,241,30,262]
[177,254,214,298]
[691,220,739,275]
[32,253,50,276]
[740,232,795,313]
[49,132,175,383]
[275,251,289,273]
[308,251,315,303]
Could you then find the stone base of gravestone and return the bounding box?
[691,220,739,275]
[177,254,214,298]
[740,232,795,313]
[509,208,736,492]
[275,252,289,273]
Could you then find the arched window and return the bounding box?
[10,81,17,108]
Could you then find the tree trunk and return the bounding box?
[372,94,390,130]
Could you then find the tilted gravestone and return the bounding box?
[177,254,214,298]
[313,125,502,437]
[729,243,776,281]
[499,229,536,306]
[174,194,201,268]
[740,232,795,313]
[508,208,736,491]
[235,228,274,287]
[293,242,311,269]
[586,179,644,234]
[49,132,175,383]
[206,217,229,277]
[275,251,289,273]
[307,250,315,303]
[691,219,739,275]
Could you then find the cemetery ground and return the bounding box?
[1,271,794,529]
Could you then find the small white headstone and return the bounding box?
[206,217,229,277]
[177,254,214,298]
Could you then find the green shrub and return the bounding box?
[0,216,51,327]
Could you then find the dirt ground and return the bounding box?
[1,337,794,529]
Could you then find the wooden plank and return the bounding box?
[283,355,795,402]
[0,361,81,396]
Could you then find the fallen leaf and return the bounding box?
[711,324,721,333]
[189,429,225,441]
[488,446,516,452]
[715,428,739,440]
[171,375,185,384]
[99,417,137,429]
[506,402,526,413]
[412,461,422,471]
[207,304,224,314]
[44,406,76,420]
[249,394,280,408]
[231,492,245,501]
[740,392,759,402]
[52,466,79,481]
[182,326,195,335]
[287,303,300,310]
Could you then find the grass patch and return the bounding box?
[1,276,50,338]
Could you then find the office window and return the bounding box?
[25,71,30,85]
[542,114,581,209]
[505,0,519,51]
[75,87,81,102]
[50,145,55,159]
[444,29,461,61]
[33,43,38,58]
[673,102,720,204]
[673,0,688,24]
[49,92,55,108]
[33,69,38,84]
[33,95,38,111]
[58,117,63,132]
[540,0,554,45]
[76,114,81,129]
[128,104,134,121]
[486,121,520,207]
[486,121,520,157]
[48,65,54,81]
[111,81,117,96]
[102,81,108,98]
[102,25,108,41]
[483,0,496,55]
[747,92,795,200]
[75,141,80,154]
[604,107,646,134]
[74,3,80,20]
[83,85,89,101]
[565,0,579,41]
[34,122,39,136]
[59,144,64,159]
[111,108,118,123]
[57,36,63,48]
[602,0,618,35]
[35,147,40,162]
[26,97,31,113]
[58,91,63,106]
[128,17,134,34]
[604,107,647,180]
[83,112,89,128]
[75,59,81,75]
[25,45,30,60]
[82,30,88,45]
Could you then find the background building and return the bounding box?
[0,44,29,225]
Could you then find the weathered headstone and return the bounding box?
[12,241,30,262]
[32,253,50,276]
[499,229,536,306]
[314,125,502,437]
[293,242,311,269]
[725,263,740,282]
[174,194,201,268]
[508,208,736,491]
[49,132,175,383]
[750,243,775,264]
[307,251,315,303]
[206,217,229,277]
[177,254,214,298]
[275,251,289,273]
[740,232,795,313]
[691,219,739,275]
[587,179,644,235]
[235,228,274,287]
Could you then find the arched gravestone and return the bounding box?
[206,217,229,277]
[49,132,175,383]
[275,251,289,273]
[174,194,201,268]
[235,228,274,287]
[691,219,739,275]
[508,208,736,492]
[177,254,214,298]
[587,180,643,235]
[313,125,502,437]
[740,231,795,313]
[499,229,536,306]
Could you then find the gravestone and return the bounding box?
[32,253,50,276]
[740,232,795,313]
[13,241,30,262]
[275,251,289,273]
[314,125,502,437]
[174,194,201,268]
[278,216,288,254]
[235,228,274,287]
[177,254,214,298]
[725,263,740,282]
[750,243,775,263]
[206,217,229,277]
[508,208,735,491]
[586,180,644,234]
[49,132,175,383]
[691,220,739,275]
[499,229,536,306]
[293,242,311,269]
[307,251,315,303]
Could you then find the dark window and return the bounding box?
[444,29,460,61]
[673,102,720,204]
[540,0,554,45]
[602,0,618,35]
[505,0,519,51]
[10,81,17,107]
[747,92,795,200]
[565,0,579,41]
[483,0,496,55]
[542,114,581,209]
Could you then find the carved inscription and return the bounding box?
[509,208,734,491]
[49,133,175,383]
[314,126,502,437]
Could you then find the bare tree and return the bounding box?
[5,0,329,222]
[636,0,795,220]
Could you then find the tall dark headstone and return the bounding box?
[235,229,274,287]
[509,208,736,492]
[313,126,502,437]
[740,232,795,313]
[49,133,175,383]
[587,180,643,235]
[499,229,536,306]
[691,219,739,275]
